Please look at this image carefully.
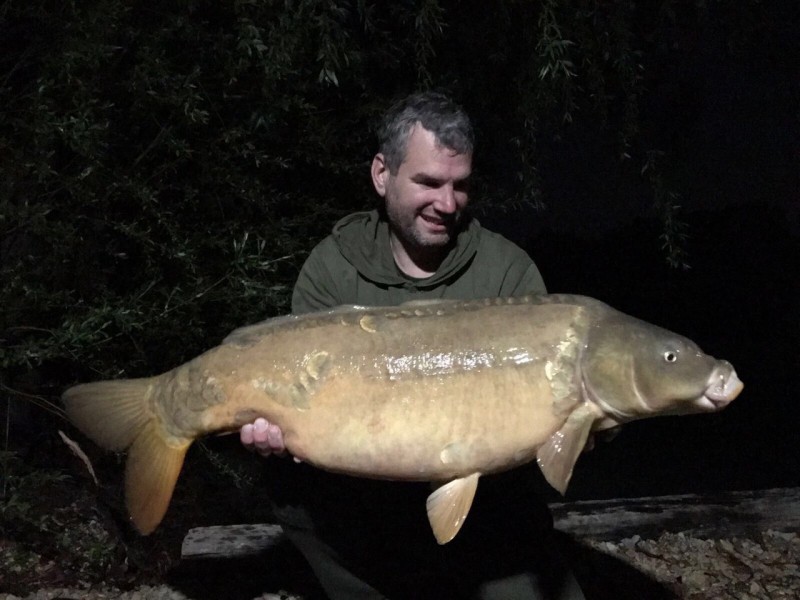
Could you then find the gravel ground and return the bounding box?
[3,530,797,600]
[0,589,300,600]
[587,530,799,599]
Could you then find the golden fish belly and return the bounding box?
[194,349,568,482]
[288,369,564,480]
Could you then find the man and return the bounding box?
[241,92,586,599]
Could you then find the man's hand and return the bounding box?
[240,417,288,457]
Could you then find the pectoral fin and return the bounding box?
[536,403,597,495]
[425,473,480,545]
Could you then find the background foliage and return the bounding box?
[0,0,779,455]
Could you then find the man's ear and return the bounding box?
[371,153,389,197]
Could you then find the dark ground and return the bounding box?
[2,457,797,599]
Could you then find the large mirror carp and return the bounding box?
[63,294,743,544]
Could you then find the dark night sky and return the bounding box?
[527,206,799,501]
[477,2,799,500]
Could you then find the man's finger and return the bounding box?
[240,423,255,446]
[266,423,285,451]
[253,417,269,444]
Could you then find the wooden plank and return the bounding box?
[181,487,799,559]
[182,523,285,559]
[549,487,800,540]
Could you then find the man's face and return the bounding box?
[372,125,472,251]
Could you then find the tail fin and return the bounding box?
[62,378,191,534]
[126,419,190,534]
[63,379,155,451]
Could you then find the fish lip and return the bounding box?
[705,396,729,410]
[703,364,744,407]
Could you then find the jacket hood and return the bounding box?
[331,210,481,288]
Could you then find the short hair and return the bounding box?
[377,91,474,173]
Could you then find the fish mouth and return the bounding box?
[701,362,744,409]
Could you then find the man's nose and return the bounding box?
[433,184,457,213]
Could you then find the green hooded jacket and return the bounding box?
[274,210,567,598]
[291,210,546,313]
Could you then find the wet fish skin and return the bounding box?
[62,294,743,544]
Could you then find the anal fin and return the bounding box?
[425,473,480,544]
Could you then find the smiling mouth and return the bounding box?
[420,214,454,231]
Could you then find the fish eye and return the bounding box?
[663,351,678,363]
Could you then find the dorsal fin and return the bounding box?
[400,298,452,307]
[223,305,374,347]
[222,314,301,346]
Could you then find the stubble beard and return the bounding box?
[385,195,458,253]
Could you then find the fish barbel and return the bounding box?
[63,294,743,543]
